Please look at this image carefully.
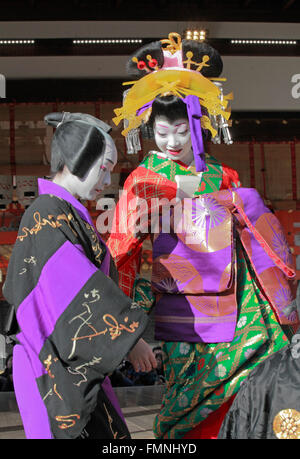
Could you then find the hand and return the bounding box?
[128,338,157,373]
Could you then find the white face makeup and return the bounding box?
[90,134,118,199]
[153,116,193,165]
[53,134,118,201]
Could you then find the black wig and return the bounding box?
[128,40,223,140]
[148,95,188,127]
[127,39,223,79]
[44,112,111,179]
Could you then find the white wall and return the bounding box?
[0,55,299,110]
[222,56,300,111]
[0,20,299,39]
[0,21,299,111]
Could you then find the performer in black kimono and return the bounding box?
[218,297,300,439]
[3,112,155,439]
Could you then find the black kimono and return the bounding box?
[3,178,148,439]
[218,325,300,439]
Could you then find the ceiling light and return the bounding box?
[0,39,35,45]
[231,39,297,45]
[72,39,143,45]
[184,29,207,42]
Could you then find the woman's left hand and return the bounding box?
[128,338,157,373]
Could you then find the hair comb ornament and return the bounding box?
[131,55,160,73]
[122,89,142,154]
[113,33,233,167]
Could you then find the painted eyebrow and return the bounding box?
[105,158,114,164]
[174,122,188,128]
[156,122,188,129]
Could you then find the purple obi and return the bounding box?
[152,188,297,343]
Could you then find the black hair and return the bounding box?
[44,112,111,179]
[148,94,188,127]
[126,40,164,79]
[129,39,223,140]
[181,40,223,78]
[141,94,210,141]
[50,121,105,179]
[127,39,223,79]
[142,94,187,138]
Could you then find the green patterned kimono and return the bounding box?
[152,242,289,438]
[108,151,294,439]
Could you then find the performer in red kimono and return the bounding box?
[107,33,299,439]
[3,112,155,439]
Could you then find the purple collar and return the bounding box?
[38,178,111,275]
[38,178,94,227]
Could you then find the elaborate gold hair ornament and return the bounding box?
[113,33,233,153]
